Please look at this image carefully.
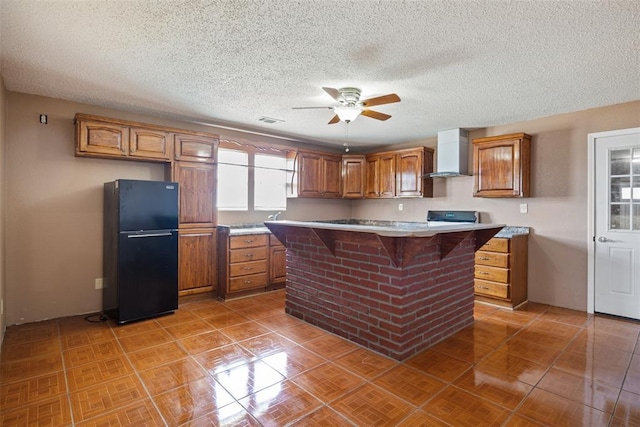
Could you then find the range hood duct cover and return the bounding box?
[430,128,470,178]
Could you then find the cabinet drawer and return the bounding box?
[229,273,267,292]
[480,238,510,253]
[230,247,267,263]
[230,260,267,277]
[230,234,268,249]
[475,265,510,283]
[474,279,510,299]
[475,251,509,268]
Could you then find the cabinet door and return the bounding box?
[178,229,215,294]
[396,149,423,197]
[76,119,128,157]
[129,127,172,161]
[269,245,287,284]
[173,162,216,228]
[298,152,323,197]
[365,156,381,198]
[174,133,218,163]
[473,134,530,198]
[378,153,396,198]
[342,155,365,199]
[322,155,342,198]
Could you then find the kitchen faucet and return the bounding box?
[268,211,282,220]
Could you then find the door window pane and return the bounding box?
[611,177,631,202]
[633,148,640,174]
[633,178,640,201]
[218,149,248,211]
[634,204,640,231]
[611,149,631,175]
[254,154,287,211]
[611,204,630,230]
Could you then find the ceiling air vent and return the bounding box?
[257,116,284,124]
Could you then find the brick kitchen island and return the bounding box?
[265,220,504,360]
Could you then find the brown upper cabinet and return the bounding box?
[365,152,396,198]
[75,113,218,164]
[174,133,218,163]
[290,150,342,198]
[129,127,172,161]
[365,147,433,198]
[342,155,366,199]
[473,133,531,198]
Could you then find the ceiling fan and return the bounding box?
[293,87,401,124]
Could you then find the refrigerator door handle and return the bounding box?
[127,233,174,238]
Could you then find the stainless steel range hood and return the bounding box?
[429,128,470,178]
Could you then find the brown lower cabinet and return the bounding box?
[474,234,528,308]
[178,228,216,296]
[217,229,286,299]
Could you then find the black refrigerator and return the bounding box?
[103,179,179,324]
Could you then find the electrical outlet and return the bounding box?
[95,278,104,290]
[398,203,404,211]
[520,203,528,214]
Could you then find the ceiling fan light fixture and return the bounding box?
[334,105,363,122]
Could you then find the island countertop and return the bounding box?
[264,219,505,238]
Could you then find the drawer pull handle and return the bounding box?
[245,254,254,257]
[244,239,254,243]
[477,286,490,290]
[478,271,490,275]
[478,257,490,260]
[243,267,253,271]
[243,280,252,284]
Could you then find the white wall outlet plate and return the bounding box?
[398,203,404,211]
[520,203,528,214]
[95,278,104,290]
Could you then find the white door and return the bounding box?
[594,128,640,320]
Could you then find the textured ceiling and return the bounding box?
[1,1,639,149]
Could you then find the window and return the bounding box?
[217,148,248,211]
[217,144,290,212]
[254,154,287,211]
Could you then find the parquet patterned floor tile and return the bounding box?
[260,345,326,378]
[333,347,398,380]
[74,399,165,427]
[239,380,323,426]
[453,367,532,410]
[152,376,235,425]
[289,405,356,426]
[422,385,511,426]
[69,374,147,422]
[373,364,447,406]
[65,354,134,391]
[0,371,67,412]
[291,362,366,402]
[405,349,472,382]
[330,383,414,427]
[3,290,640,426]
[515,388,610,426]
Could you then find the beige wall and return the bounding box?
[4,92,350,325]
[353,100,640,311]
[0,76,6,343]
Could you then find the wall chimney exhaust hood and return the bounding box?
[429,128,470,178]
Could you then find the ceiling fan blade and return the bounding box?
[361,93,401,107]
[292,106,333,110]
[328,115,340,124]
[322,87,343,102]
[361,109,391,121]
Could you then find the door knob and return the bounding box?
[597,236,613,242]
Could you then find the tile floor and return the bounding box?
[1,290,639,426]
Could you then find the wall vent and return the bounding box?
[257,116,284,124]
